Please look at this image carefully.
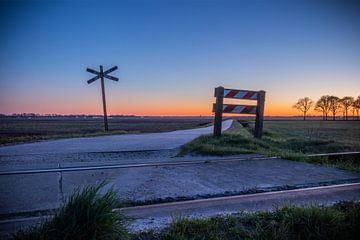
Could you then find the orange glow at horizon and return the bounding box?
[2,83,356,117]
[0,98,317,117]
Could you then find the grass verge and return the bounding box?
[13,182,129,240]
[135,201,360,240]
[180,120,360,172]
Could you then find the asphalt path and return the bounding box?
[0,120,233,156]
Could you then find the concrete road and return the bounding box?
[0,120,233,156]
[0,120,232,170]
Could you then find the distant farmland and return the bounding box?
[0,116,213,145]
[1,116,359,147]
[263,121,360,149]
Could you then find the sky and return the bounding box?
[0,0,359,116]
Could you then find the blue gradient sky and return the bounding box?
[1,0,359,116]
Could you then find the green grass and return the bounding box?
[180,120,360,172]
[263,120,360,149]
[135,201,360,240]
[13,182,130,240]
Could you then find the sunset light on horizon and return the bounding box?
[1,0,359,117]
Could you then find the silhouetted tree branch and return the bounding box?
[353,96,360,120]
[340,97,354,120]
[329,96,341,121]
[315,95,331,120]
[293,97,313,120]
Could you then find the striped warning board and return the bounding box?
[213,86,265,138]
[213,104,257,115]
[223,89,258,100]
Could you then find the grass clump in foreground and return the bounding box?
[135,201,360,240]
[180,120,360,172]
[14,182,129,240]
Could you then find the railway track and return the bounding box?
[1,151,359,176]
[0,152,359,238]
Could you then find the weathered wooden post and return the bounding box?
[254,90,265,139]
[212,87,266,139]
[99,65,109,131]
[213,86,224,138]
[86,65,119,132]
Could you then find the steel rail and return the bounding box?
[0,156,276,175]
[306,151,360,157]
[0,151,359,176]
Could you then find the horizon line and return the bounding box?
[0,113,350,118]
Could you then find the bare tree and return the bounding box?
[340,96,354,120]
[293,97,313,120]
[329,96,341,120]
[314,95,331,120]
[353,95,360,120]
[352,100,356,120]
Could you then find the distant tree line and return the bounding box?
[2,113,138,118]
[293,95,360,120]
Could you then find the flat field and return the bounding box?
[0,116,212,145]
[263,120,360,149]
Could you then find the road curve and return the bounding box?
[0,120,233,156]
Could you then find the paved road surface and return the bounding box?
[0,120,233,156]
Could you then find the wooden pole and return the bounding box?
[254,90,265,138]
[213,86,224,138]
[100,65,109,131]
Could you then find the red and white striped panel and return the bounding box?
[223,104,257,114]
[212,104,257,114]
[223,89,258,100]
